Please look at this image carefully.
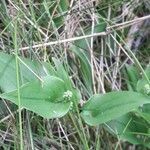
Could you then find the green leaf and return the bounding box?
[52,58,72,89]
[106,113,150,148]
[134,66,150,123]
[81,91,150,126]
[74,23,106,50]
[70,45,92,94]
[58,0,69,12]
[0,52,54,92]
[49,0,69,28]
[137,104,150,123]
[53,58,81,103]
[0,76,71,118]
[125,64,139,91]
[137,66,150,95]
[70,22,106,94]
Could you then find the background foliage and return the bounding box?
[0,0,150,149]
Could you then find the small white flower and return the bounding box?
[53,111,57,114]
[144,84,150,94]
[63,90,73,100]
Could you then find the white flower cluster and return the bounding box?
[63,90,73,100]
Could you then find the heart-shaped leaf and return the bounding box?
[0,52,55,92]
[81,91,150,126]
[0,76,71,118]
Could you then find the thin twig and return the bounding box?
[18,15,150,51]
[0,108,23,124]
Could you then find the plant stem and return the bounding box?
[74,102,89,149]
[14,19,23,150]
